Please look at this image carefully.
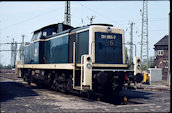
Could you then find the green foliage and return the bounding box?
[141,64,148,71]
[0,63,12,69]
[0,63,3,69]
[141,56,155,71]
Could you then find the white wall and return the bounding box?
[149,68,162,84]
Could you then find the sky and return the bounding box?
[0,1,170,66]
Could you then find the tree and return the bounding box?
[0,63,3,69]
[141,56,155,71]
[0,63,11,69]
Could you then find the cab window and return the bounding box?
[31,31,42,41]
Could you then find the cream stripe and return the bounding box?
[17,63,128,69]
[122,29,125,64]
[76,28,89,33]
[17,64,74,70]
[76,63,128,68]
[24,39,45,47]
[45,33,69,41]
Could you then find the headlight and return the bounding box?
[87,63,92,69]
[87,57,91,62]
[137,64,141,70]
[107,26,111,33]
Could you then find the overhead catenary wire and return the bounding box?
[78,2,168,26]
[0,5,64,31]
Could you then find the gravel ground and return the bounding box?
[0,73,171,112]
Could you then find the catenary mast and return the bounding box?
[64,1,71,26]
[140,0,149,70]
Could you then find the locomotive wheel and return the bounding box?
[28,81,31,85]
[45,73,54,88]
[25,69,32,85]
[23,76,26,81]
[66,77,73,92]
[35,82,44,88]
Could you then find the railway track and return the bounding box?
[0,74,19,80]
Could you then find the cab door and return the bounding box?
[69,32,76,63]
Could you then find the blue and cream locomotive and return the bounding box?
[16,23,143,96]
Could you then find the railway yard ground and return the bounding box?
[0,72,171,112]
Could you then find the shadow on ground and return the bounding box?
[0,82,39,102]
[118,89,153,104]
[87,89,154,105]
[119,89,153,99]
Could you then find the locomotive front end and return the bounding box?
[81,25,143,95]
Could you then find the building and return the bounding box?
[154,35,168,80]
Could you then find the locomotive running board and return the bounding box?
[76,64,128,68]
[73,86,90,92]
[92,69,133,72]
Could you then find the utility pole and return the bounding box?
[0,39,25,67]
[21,35,24,64]
[64,1,71,26]
[129,22,135,67]
[11,38,14,68]
[13,41,17,68]
[10,38,18,68]
[140,0,149,71]
[19,35,24,64]
[87,16,95,24]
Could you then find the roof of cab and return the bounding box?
[33,23,73,33]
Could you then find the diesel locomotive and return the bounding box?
[16,23,143,96]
